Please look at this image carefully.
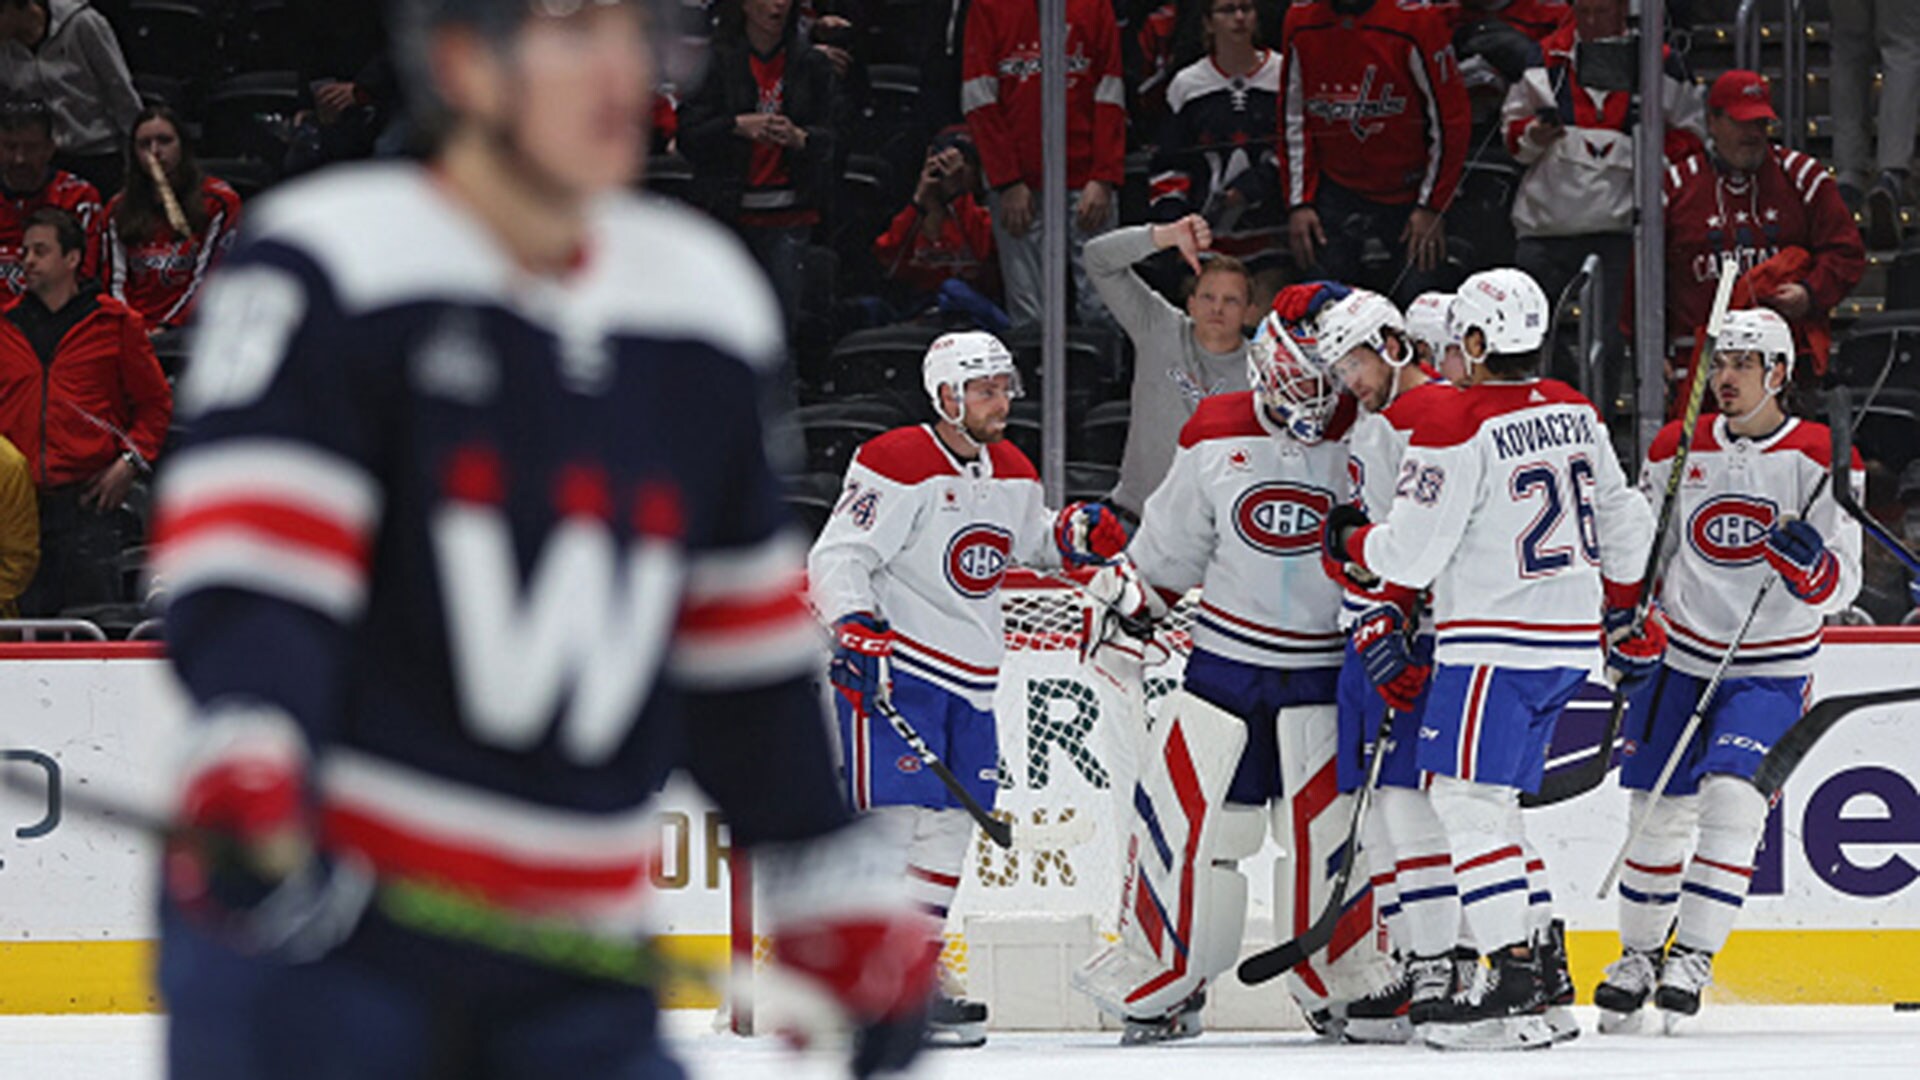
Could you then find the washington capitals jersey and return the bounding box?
[152,163,841,919]
[1148,52,1283,254]
[104,175,242,331]
[808,425,1055,708]
[1358,379,1652,669]
[2,169,103,294]
[1129,391,1353,670]
[1643,414,1863,678]
[1278,0,1470,211]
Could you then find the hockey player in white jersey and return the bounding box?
[1593,308,1863,1032]
[1074,290,1397,1044]
[1404,291,1468,383]
[808,331,1121,1047]
[151,3,939,1078]
[1322,268,1660,1049]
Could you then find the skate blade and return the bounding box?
[1342,1016,1414,1045]
[1422,1014,1555,1051]
[1119,1018,1203,1047]
[1660,1009,1688,1036]
[1544,1006,1581,1044]
[1596,1008,1643,1035]
[924,1021,987,1049]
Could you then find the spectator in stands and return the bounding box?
[1831,1,1919,249]
[963,0,1126,334]
[1085,213,1251,519]
[870,126,1007,331]
[1448,0,1569,87]
[0,208,170,616]
[2,97,101,296]
[104,107,242,337]
[1277,0,1469,306]
[1147,0,1283,261]
[1662,71,1865,408]
[1502,0,1703,385]
[0,0,139,195]
[679,0,843,339]
[0,433,35,618]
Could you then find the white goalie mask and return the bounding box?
[1249,312,1339,444]
[923,330,1022,428]
[1714,308,1794,396]
[1448,268,1550,368]
[1317,289,1407,372]
[1404,291,1456,365]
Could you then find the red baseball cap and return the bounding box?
[1710,70,1778,122]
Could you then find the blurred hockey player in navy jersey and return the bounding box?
[150,2,937,1077]
[808,330,1120,1047]
[1593,308,1861,1033]
[1323,268,1657,1049]
[1073,288,1399,1045]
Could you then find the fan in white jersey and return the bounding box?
[1322,267,1659,1049]
[808,331,1121,1046]
[1593,308,1863,1032]
[1073,284,1395,1044]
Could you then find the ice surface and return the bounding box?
[6,1006,1919,1079]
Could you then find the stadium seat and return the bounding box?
[202,157,276,201]
[132,72,192,112]
[824,324,944,397]
[1071,400,1131,466]
[1064,463,1120,504]
[1830,311,1920,474]
[231,0,300,72]
[643,151,697,205]
[1005,400,1044,468]
[794,401,901,477]
[782,472,844,540]
[1003,326,1126,415]
[1447,159,1522,273]
[122,1,217,84]
[200,71,303,164]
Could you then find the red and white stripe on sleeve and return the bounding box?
[668,533,824,689]
[152,438,382,620]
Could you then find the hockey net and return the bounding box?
[724,569,1200,1033]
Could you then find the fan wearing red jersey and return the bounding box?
[104,107,241,334]
[0,99,103,295]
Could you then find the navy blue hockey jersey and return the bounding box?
[153,163,841,919]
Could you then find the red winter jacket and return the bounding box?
[961,0,1126,193]
[0,291,172,487]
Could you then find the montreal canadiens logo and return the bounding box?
[945,524,1013,598]
[1688,495,1778,566]
[1232,482,1333,556]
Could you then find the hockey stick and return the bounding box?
[1522,257,1740,810]
[0,767,706,990]
[1236,705,1395,986]
[867,669,1093,851]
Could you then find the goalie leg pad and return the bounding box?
[1673,775,1768,956]
[1428,775,1531,954]
[1616,789,1698,952]
[1073,690,1251,1021]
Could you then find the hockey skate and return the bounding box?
[1593,947,1663,1034]
[1404,953,1458,1028]
[925,993,988,1048]
[1120,989,1205,1046]
[1420,948,1555,1051]
[1342,959,1414,1044]
[1535,919,1581,1043]
[1655,944,1714,1032]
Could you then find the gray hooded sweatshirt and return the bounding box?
[1,0,141,159]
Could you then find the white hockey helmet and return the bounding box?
[1404,291,1456,362]
[1249,312,1339,443]
[1317,288,1408,372]
[1713,307,1794,393]
[924,330,1022,426]
[1449,268,1550,366]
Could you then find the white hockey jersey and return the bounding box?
[808,425,1055,707]
[1643,414,1863,678]
[1358,379,1654,670]
[1129,391,1353,669]
[1343,377,1452,629]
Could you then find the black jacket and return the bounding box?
[678,29,842,225]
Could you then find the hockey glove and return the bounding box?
[1604,607,1668,691]
[1085,558,1168,640]
[759,819,938,1078]
[1271,280,1353,323]
[1054,500,1129,566]
[1319,503,1380,589]
[165,703,371,961]
[829,613,894,714]
[1352,602,1429,713]
[1762,519,1840,604]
